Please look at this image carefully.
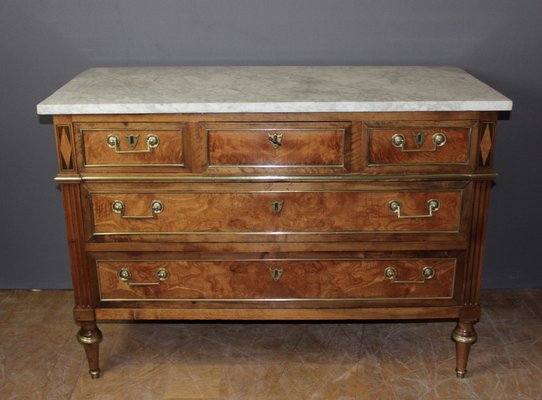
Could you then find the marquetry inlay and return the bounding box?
[56,125,74,171]
[480,124,493,166]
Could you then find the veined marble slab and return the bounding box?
[37,66,512,114]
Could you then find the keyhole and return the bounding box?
[270,200,284,215]
[267,132,283,148]
[125,134,140,148]
[269,268,283,282]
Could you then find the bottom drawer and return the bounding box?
[97,258,457,301]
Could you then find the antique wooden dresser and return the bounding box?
[37,66,512,379]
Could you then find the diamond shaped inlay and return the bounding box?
[58,126,73,170]
[480,124,492,166]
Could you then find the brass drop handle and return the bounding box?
[106,133,160,153]
[267,132,283,148]
[384,266,435,283]
[112,200,164,219]
[388,199,440,219]
[117,267,170,286]
[391,132,446,152]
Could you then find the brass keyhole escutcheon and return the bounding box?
[267,132,283,148]
[270,200,284,215]
[412,132,427,148]
[269,268,283,282]
[125,134,140,148]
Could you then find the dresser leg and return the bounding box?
[76,323,103,379]
[451,321,478,378]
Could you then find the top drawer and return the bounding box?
[364,120,478,172]
[76,122,186,170]
[205,122,351,174]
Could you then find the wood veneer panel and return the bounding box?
[90,190,463,235]
[97,258,456,301]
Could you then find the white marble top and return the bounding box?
[37,66,512,114]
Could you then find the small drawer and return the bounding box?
[88,185,464,238]
[76,122,185,168]
[365,120,477,171]
[96,258,457,301]
[205,122,350,173]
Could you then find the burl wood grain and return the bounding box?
[368,126,471,165]
[79,124,184,166]
[51,111,500,378]
[97,258,456,300]
[207,123,346,167]
[90,189,462,235]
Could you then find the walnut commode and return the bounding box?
[37,66,512,378]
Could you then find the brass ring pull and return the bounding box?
[388,199,440,219]
[384,266,435,284]
[267,132,283,148]
[106,134,160,153]
[391,132,446,152]
[117,267,170,286]
[111,200,164,219]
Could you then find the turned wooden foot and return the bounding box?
[451,321,477,378]
[77,323,103,378]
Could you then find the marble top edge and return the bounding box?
[37,66,513,114]
[36,100,513,115]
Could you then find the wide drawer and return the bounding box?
[76,122,185,168]
[89,187,464,237]
[205,122,351,173]
[365,120,477,172]
[96,258,457,301]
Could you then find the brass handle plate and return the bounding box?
[117,267,170,286]
[391,132,447,152]
[384,266,435,284]
[269,268,283,282]
[267,132,283,148]
[112,200,164,219]
[106,134,160,153]
[388,199,440,219]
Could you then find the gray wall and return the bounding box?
[1,0,540,289]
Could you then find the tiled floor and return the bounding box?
[0,289,540,399]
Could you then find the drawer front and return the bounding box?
[77,122,185,167]
[205,122,350,173]
[366,121,476,170]
[97,258,457,301]
[90,188,463,236]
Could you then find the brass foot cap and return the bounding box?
[90,370,101,379]
[77,328,103,345]
[456,369,466,379]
